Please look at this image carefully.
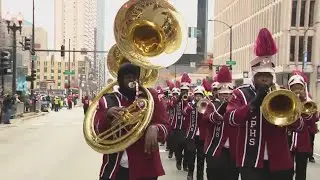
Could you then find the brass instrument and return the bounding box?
[182,94,188,101]
[261,84,303,126]
[196,98,213,114]
[302,100,317,115]
[83,0,187,154]
[107,44,159,87]
[114,0,188,69]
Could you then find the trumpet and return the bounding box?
[302,100,317,115]
[182,94,188,101]
[196,98,213,114]
[261,84,303,126]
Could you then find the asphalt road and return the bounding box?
[0,107,319,180]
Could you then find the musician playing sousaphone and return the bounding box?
[225,28,304,180]
[182,86,206,180]
[94,63,169,180]
[287,73,319,180]
[202,65,239,180]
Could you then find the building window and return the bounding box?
[289,36,295,62]
[300,0,306,26]
[309,0,315,26]
[44,76,47,79]
[37,75,40,79]
[58,76,61,80]
[51,76,54,80]
[298,36,304,62]
[37,69,40,72]
[291,0,297,26]
[51,69,54,73]
[58,62,61,67]
[44,61,47,66]
[36,82,39,85]
[44,67,47,72]
[188,27,197,38]
[307,37,313,62]
[58,82,61,86]
[58,69,61,73]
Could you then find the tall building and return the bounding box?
[213,0,320,103]
[96,0,106,90]
[54,0,97,90]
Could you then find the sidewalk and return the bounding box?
[10,112,48,124]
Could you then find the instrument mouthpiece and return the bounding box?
[128,82,136,89]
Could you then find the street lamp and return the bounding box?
[208,19,233,70]
[5,12,23,93]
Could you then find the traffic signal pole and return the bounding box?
[31,0,36,112]
[68,39,71,95]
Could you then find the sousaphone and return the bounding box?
[83,0,187,154]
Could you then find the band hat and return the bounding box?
[212,82,219,89]
[172,87,180,94]
[251,28,277,76]
[288,75,306,88]
[193,86,205,96]
[216,65,234,94]
[180,72,191,90]
[156,85,164,94]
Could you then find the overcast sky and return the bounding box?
[2,0,55,48]
[2,0,213,51]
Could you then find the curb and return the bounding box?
[11,112,48,124]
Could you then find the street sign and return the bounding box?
[226,60,236,66]
[63,70,75,75]
[32,55,37,61]
[243,71,249,78]
[190,62,196,68]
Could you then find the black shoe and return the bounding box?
[187,174,193,180]
[183,166,188,172]
[168,153,173,159]
[176,163,182,170]
[309,157,316,163]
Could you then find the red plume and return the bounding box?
[175,80,181,88]
[202,79,212,91]
[254,28,278,57]
[292,70,308,83]
[181,72,191,83]
[217,65,232,83]
[166,80,174,90]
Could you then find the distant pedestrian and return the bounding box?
[2,95,13,124]
[82,96,89,115]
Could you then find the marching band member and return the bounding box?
[167,86,181,158]
[157,85,167,146]
[287,73,319,180]
[183,86,206,180]
[171,73,192,171]
[94,63,169,180]
[225,28,304,180]
[164,80,175,152]
[203,66,238,180]
[291,70,319,163]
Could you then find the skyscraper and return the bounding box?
[54,0,97,89]
[96,0,106,90]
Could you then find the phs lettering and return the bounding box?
[249,116,257,146]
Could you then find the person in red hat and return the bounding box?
[94,63,169,180]
[225,28,304,180]
[202,65,238,180]
[287,73,319,180]
[170,73,192,171]
[183,86,206,180]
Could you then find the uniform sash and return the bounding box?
[186,103,197,139]
[175,101,183,129]
[240,87,263,167]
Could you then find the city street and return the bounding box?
[0,107,319,180]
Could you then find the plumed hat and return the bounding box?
[251,28,277,75]
[292,70,308,83]
[193,86,204,96]
[202,78,212,92]
[216,65,233,94]
[180,72,191,90]
[175,80,181,88]
[164,80,175,92]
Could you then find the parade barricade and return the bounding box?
[11,103,24,118]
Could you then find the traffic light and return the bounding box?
[61,45,65,57]
[24,37,31,50]
[1,51,11,74]
[26,70,36,82]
